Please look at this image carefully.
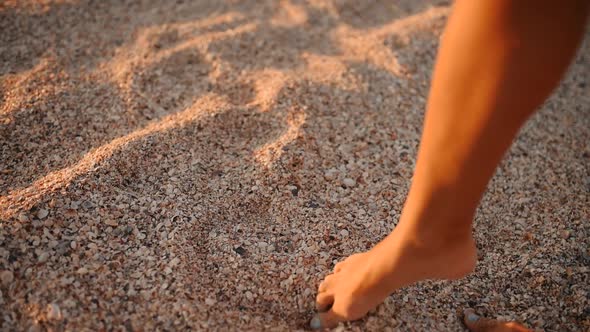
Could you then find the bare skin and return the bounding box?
[312,0,589,329]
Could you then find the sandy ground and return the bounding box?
[1,0,589,331]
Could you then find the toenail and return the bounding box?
[310,315,321,330]
[466,312,480,322]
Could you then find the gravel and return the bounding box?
[0,270,14,286]
[1,0,589,331]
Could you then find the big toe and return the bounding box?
[315,292,334,312]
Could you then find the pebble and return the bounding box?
[81,200,94,209]
[342,178,356,187]
[104,219,119,227]
[56,241,70,255]
[38,252,49,263]
[0,270,14,286]
[169,257,180,267]
[46,303,62,321]
[64,209,78,217]
[18,213,29,223]
[559,230,570,239]
[37,209,49,219]
[324,169,338,181]
[306,200,320,208]
[234,246,247,256]
[205,298,216,306]
[26,323,41,332]
[339,229,349,237]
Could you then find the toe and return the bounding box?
[315,292,334,312]
[333,261,345,273]
[318,274,335,293]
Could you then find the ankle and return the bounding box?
[401,183,478,245]
[397,214,474,250]
[396,221,478,279]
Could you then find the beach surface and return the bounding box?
[1,0,589,330]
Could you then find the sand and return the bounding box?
[1,0,589,331]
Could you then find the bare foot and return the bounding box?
[463,309,531,332]
[311,224,477,329]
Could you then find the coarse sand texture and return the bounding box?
[1,1,589,331]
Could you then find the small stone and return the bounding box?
[234,246,246,256]
[310,316,321,329]
[46,303,62,321]
[27,322,41,332]
[127,286,137,296]
[38,252,49,263]
[245,291,253,300]
[37,209,49,219]
[324,169,338,181]
[306,200,320,208]
[140,290,152,300]
[205,298,216,306]
[77,267,88,274]
[0,270,14,286]
[81,200,93,209]
[342,178,356,187]
[64,209,78,217]
[560,230,570,239]
[56,241,70,255]
[339,229,349,237]
[48,198,57,208]
[169,257,180,267]
[18,213,29,223]
[288,185,299,197]
[104,219,118,227]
